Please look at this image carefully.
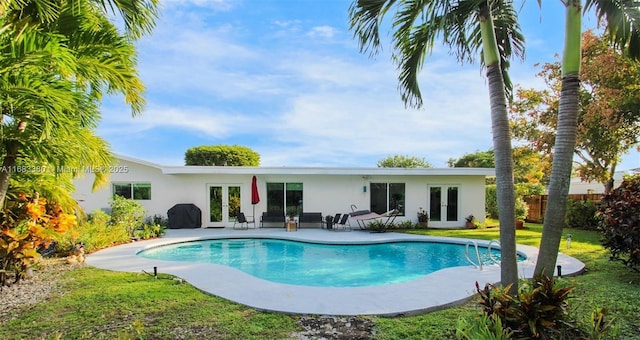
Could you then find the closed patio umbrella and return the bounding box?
[251,175,260,218]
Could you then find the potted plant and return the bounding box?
[515,197,529,229]
[325,215,333,229]
[417,208,429,228]
[286,207,297,221]
[465,214,478,229]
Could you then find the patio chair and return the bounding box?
[333,213,351,231]
[327,213,341,230]
[299,212,323,228]
[260,211,286,228]
[233,212,255,229]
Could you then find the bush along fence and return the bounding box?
[524,194,603,223]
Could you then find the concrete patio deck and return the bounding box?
[86,228,585,316]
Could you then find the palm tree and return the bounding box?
[534,0,640,277]
[0,0,158,207]
[349,0,524,292]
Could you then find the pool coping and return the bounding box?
[86,228,585,316]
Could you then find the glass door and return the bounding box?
[428,185,460,227]
[208,184,241,227]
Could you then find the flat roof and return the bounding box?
[116,154,495,177]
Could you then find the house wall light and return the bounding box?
[363,185,367,193]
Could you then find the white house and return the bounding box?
[73,155,495,229]
[568,169,638,195]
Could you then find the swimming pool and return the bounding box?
[137,238,524,287]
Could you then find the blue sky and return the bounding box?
[99,0,639,171]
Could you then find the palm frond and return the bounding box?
[349,0,399,56]
[586,0,640,59]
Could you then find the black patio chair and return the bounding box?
[233,212,255,229]
[333,214,351,231]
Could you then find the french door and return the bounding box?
[208,184,241,227]
[428,185,460,227]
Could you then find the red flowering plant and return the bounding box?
[0,192,76,286]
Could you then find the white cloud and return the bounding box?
[99,1,542,169]
[308,25,338,39]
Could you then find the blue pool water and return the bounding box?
[138,238,523,287]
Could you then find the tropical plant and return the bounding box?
[456,313,514,340]
[534,0,640,278]
[396,220,415,229]
[366,219,389,232]
[598,174,640,272]
[0,193,76,285]
[349,0,524,292]
[475,275,574,338]
[0,0,159,208]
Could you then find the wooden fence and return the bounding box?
[524,194,603,222]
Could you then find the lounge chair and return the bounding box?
[333,213,351,231]
[350,209,399,232]
[233,212,255,229]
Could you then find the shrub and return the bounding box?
[486,185,536,221]
[110,195,146,238]
[59,210,131,253]
[475,275,574,338]
[146,214,168,227]
[395,220,416,229]
[0,193,75,285]
[135,223,165,240]
[515,197,528,221]
[565,199,600,230]
[367,220,389,232]
[598,174,640,272]
[486,185,498,219]
[456,314,514,340]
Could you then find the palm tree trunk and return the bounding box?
[534,0,582,277]
[0,140,19,208]
[480,3,518,293]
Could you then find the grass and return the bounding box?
[2,223,639,339]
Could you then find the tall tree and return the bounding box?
[510,31,640,194]
[349,0,524,292]
[185,145,260,166]
[449,147,548,184]
[377,154,431,168]
[534,0,640,277]
[0,0,159,207]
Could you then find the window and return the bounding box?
[370,182,405,215]
[266,182,303,215]
[112,183,151,200]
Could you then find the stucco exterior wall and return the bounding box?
[73,157,489,229]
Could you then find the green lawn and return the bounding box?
[1,224,639,339]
